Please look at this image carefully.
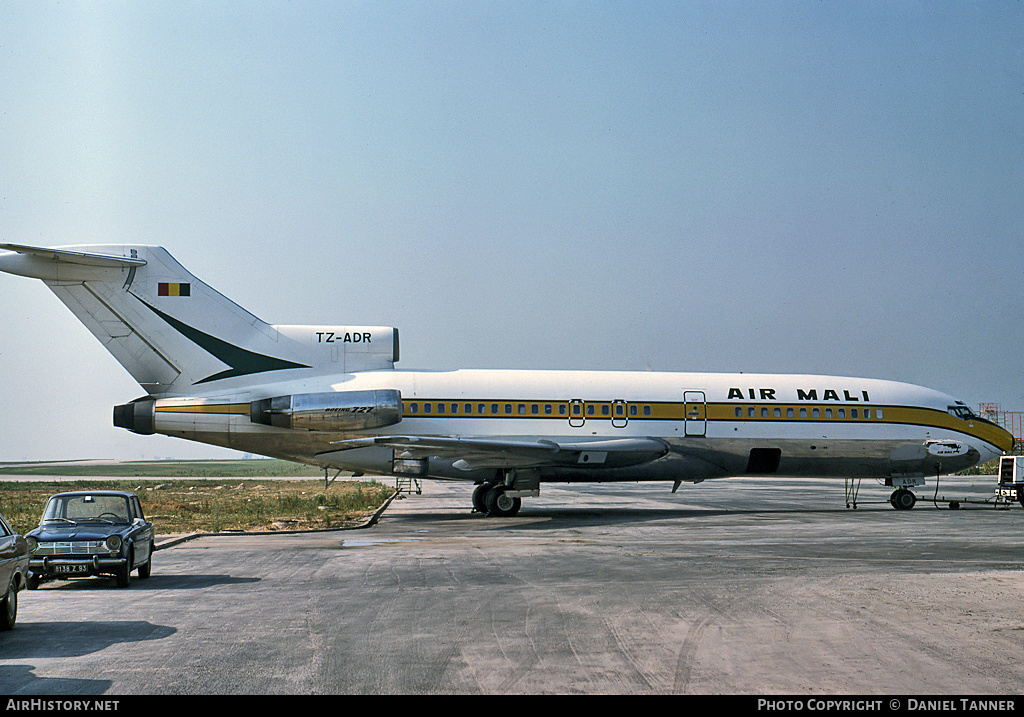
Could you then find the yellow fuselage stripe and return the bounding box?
[153,399,1012,452]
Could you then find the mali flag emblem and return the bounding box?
[158,282,191,297]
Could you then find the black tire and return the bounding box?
[891,489,917,511]
[138,544,153,579]
[472,483,492,514]
[485,486,522,517]
[1,579,17,630]
[26,573,39,591]
[116,555,132,588]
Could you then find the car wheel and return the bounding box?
[1,579,17,630]
[116,556,132,588]
[138,544,153,579]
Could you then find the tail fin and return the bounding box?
[0,244,397,395]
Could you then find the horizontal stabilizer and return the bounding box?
[0,243,401,393]
[0,243,146,280]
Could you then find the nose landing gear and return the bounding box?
[889,488,917,510]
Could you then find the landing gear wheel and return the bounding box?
[890,488,917,510]
[472,483,492,514]
[484,485,522,517]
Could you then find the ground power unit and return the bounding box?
[996,455,1024,506]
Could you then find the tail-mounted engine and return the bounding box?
[250,389,402,432]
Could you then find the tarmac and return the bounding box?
[1,473,1023,695]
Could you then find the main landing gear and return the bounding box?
[472,483,522,517]
[472,470,540,517]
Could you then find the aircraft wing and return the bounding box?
[320,435,671,471]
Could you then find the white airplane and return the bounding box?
[0,244,1013,515]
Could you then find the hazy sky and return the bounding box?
[0,1,1021,461]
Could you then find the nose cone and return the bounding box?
[991,423,1014,455]
[977,422,1014,463]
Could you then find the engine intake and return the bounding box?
[250,390,402,432]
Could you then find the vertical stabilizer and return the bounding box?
[0,244,313,395]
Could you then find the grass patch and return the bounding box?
[0,460,395,535]
[0,479,394,535]
[0,458,325,478]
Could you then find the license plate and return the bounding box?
[54,564,88,574]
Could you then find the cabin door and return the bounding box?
[683,391,706,437]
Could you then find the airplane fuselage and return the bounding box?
[127,368,1011,485]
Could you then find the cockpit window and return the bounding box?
[948,405,975,420]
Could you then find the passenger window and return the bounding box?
[504,404,512,415]
[424,403,431,414]
[762,407,769,418]
[799,408,807,418]
[748,407,755,418]
[812,408,820,418]
[545,404,553,415]
[851,409,858,419]
[450,404,458,414]
[410,403,419,414]
[825,408,833,419]
[838,408,846,419]
[518,404,526,415]
[774,408,782,418]
[877,409,883,419]
[531,404,539,415]
[735,407,743,418]
[643,406,651,416]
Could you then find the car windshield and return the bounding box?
[43,495,130,524]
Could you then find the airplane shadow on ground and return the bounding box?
[0,620,175,695]
[383,503,867,531]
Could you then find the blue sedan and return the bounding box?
[0,512,30,628]
[26,491,154,589]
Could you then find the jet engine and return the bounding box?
[250,389,402,431]
[113,398,156,435]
